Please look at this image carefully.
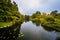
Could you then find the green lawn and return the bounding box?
[0,22,13,27]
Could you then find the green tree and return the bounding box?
[50,10,58,16]
[36,11,41,14]
[0,0,23,22]
[31,11,41,19]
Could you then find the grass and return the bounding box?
[0,22,12,27]
[0,18,23,28]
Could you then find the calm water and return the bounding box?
[17,21,60,40]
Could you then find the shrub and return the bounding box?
[45,17,55,22]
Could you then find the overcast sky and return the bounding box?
[12,0,60,15]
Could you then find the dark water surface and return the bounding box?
[18,21,60,40]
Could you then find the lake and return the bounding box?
[16,21,60,40]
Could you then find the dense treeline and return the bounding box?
[30,10,60,31]
[0,0,25,27]
[0,0,24,22]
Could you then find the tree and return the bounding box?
[31,11,41,19]
[0,0,23,22]
[13,1,17,6]
[50,10,58,16]
[36,11,41,14]
[25,15,30,21]
[31,13,36,18]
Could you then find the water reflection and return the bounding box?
[20,21,60,40]
[32,21,40,26]
[1,21,60,40]
[0,22,21,40]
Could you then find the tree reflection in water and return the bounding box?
[19,21,60,40]
[32,21,41,26]
[0,22,22,40]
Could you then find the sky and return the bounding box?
[12,0,60,15]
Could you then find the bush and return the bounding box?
[45,17,55,22]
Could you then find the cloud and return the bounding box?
[12,0,60,15]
